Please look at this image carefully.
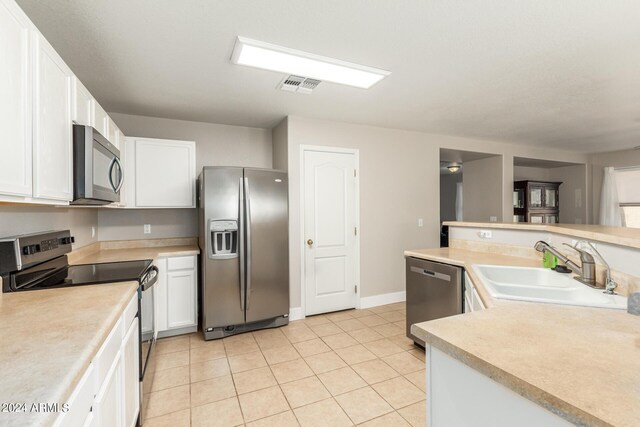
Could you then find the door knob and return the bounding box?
[307,239,314,246]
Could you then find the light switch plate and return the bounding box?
[144,224,151,234]
[418,218,424,227]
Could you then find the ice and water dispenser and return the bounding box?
[208,220,238,259]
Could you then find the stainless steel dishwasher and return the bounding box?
[406,257,463,346]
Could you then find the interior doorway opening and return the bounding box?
[513,157,587,224]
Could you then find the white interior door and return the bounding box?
[304,148,358,316]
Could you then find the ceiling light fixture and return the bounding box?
[447,164,461,173]
[231,36,391,89]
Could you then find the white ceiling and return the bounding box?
[16,0,640,153]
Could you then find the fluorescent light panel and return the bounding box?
[231,36,390,89]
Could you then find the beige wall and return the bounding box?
[549,164,588,224]
[110,113,272,174]
[463,156,504,222]
[514,166,551,181]
[440,173,462,222]
[0,206,98,248]
[514,165,588,224]
[272,117,288,171]
[98,113,273,241]
[280,116,589,308]
[285,117,441,307]
[590,148,640,224]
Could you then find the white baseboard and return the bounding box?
[359,291,406,309]
[289,306,305,321]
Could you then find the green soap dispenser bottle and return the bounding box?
[542,251,558,269]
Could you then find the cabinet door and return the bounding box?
[155,258,168,332]
[93,100,109,138]
[122,318,140,427]
[108,117,119,148]
[94,350,123,427]
[167,270,196,329]
[0,0,32,197]
[528,186,543,208]
[134,139,196,207]
[529,213,544,224]
[72,77,93,126]
[33,30,73,202]
[544,214,558,224]
[544,187,558,208]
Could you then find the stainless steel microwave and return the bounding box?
[71,124,123,205]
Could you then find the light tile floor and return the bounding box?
[145,302,426,427]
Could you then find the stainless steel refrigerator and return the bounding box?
[198,167,289,340]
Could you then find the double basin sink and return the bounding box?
[473,265,627,310]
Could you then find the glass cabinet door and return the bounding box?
[544,214,558,224]
[529,187,543,208]
[544,188,558,208]
[513,189,524,208]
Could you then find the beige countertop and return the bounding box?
[443,221,640,250]
[70,244,200,265]
[406,248,640,427]
[0,240,199,426]
[0,282,138,427]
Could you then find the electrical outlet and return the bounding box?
[479,230,492,239]
[144,224,151,234]
[418,218,424,227]
[489,216,498,222]
[91,226,95,238]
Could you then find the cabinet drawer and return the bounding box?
[93,316,123,391]
[167,255,195,271]
[52,363,95,427]
[122,293,138,328]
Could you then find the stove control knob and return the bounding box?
[22,244,40,255]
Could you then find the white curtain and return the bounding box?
[599,167,622,226]
[455,182,463,221]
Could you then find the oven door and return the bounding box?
[139,265,158,423]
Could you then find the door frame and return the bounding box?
[299,145,361,317]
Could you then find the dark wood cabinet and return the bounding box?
[513,180,562,223]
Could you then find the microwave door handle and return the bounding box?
[114,157,124,193]
[108,157,117,191]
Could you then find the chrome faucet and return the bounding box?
[534,240,617,294]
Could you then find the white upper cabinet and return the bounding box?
[32,29,73,202]
[108,117,119,149]
[127,137,196,208]
[72,76,93,127]
[93,100,109,139]
[0,0,33,198]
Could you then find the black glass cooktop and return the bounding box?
[12,259,153,291]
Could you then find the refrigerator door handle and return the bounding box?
[244,176,252,310]
[238,178,246,311]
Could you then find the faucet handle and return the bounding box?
[562,243,595,263]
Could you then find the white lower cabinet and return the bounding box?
[122,318,140,427]
[464,272,485,313]
[93,350,123,427]
[156,255,198,336]
[54,294,139,427]
[427,346,571,426]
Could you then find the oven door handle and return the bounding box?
[141,265,159,291]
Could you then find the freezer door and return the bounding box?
[201,167,245,330]
[244,169,290,323]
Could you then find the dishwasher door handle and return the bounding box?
[410,266,452,282]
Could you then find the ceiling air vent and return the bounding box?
[278,75,321,94]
